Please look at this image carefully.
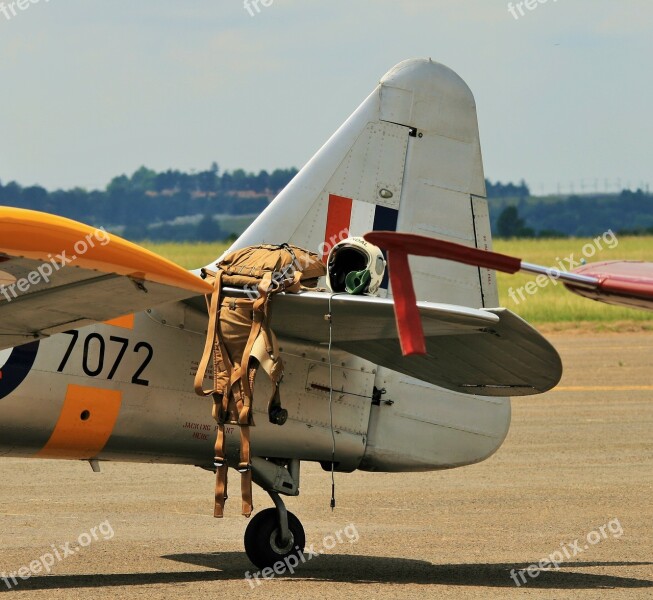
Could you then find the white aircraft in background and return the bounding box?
[0,58,563,569]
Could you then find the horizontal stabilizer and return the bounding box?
[0,208,212,350]
[208,289,562,396]
[336,307,562,396]
[267,290,499,341]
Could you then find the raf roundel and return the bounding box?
[0,341,40,400]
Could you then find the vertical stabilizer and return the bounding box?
[221,58,497,308]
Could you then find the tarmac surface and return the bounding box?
[0,332,651,599]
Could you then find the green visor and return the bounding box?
[345,269,371,295]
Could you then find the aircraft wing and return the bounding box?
[566,261,653,311]
[207,288,562,396]
[0,208,212,351]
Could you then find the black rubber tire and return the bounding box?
[244,507,306,569]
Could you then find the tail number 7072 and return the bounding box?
[56,331,154,386]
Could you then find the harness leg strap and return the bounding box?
[213,421,228,518]
[238,424,253,517]
[214,463,228,518]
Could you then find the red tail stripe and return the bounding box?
[322,195,353,262]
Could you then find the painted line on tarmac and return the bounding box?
[553,385,653,392]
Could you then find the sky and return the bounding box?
[1,0,652,195]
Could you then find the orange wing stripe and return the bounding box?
[104,314,135,329]
[0,207,212,294]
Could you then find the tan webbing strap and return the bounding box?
[253,272,278,357]
[234,296,266,519]
[194,273,223,397]
[213,375,233,518]
[208,275,239,520]
[239,425,253,517]
[251,333,284,413]
[219,291,263,518]
[231,274,278,519]
[213,353,235,519]
[256,271,275,303]
[251,333,281,380]
[236,314,263,404]
[214,301,234,405]
[235,361,254,517]
[214,464,228,518]
[237,271,273,406]
[192,272,234,519]
[213,409,228,518]
[241,470,253,517]
[284,269,303,294]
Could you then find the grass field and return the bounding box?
[494,236,653,330]
[139,242,229,270]
[141,236,653,329]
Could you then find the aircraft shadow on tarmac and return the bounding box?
[1,553,651,591]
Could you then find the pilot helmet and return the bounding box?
[326,236,386,296]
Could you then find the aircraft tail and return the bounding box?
[221,58,498,308]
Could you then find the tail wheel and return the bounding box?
[244,508,306,569]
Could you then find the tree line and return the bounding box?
[0,164,298,241]
[491,189,653,238]
[1,166,651,240]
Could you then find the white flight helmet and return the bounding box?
[326,236,386,296]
